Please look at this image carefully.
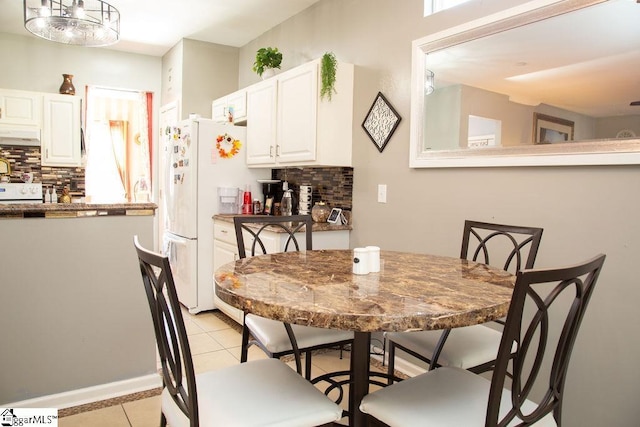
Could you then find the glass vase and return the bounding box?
[311,201,331,223]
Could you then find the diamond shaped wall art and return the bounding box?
[361,92,402,153]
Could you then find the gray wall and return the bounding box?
[161,38,240,120]
[0,216,156,403]
[238,1,640,425]
[0,32,161,113]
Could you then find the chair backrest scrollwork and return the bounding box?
[487,254,606,426]
[134,236,199,427]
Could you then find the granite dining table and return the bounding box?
[214,249,515,427]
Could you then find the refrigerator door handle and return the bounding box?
[163,237,170,257]
[164,237,177,265]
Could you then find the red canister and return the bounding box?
[242,185,253,214]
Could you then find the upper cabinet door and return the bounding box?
[246,79,278,166]
[276,61,318,164]
[226,89,247,123]
[42,94,81,167]
[212,89,247,124]
[0,90,42,126]
[244,58,354,168]
[211,96,228,123]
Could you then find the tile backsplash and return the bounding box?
[1,145,352,209]
[0,145,85,197]
[273,167,353,211]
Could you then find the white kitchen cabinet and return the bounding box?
[246,58,354,168]
[212,89,247,124]
[245,64,316,167]
[212,97,227,123]
[0,89,42,126]
[213,239,239,268]
[212,218,350,324]
[226,90,247,123]
[246,79,277,165]
[276,61,318,164]
[41,94,81,167]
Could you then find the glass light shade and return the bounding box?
[23,0,120,47]
[425,69,435,95]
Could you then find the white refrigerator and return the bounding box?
[163,118,270,313]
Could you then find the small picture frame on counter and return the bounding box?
[327,208,348,225]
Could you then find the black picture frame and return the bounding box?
[362,92,402,153]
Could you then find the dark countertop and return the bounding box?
[213,214,352,232]
[0,202,157,218]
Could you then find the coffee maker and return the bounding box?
[259,179,298,215]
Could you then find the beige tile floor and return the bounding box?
[59,309,384,426]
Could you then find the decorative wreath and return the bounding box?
[216,133,242,158]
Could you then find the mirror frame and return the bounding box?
[409,0,640,168]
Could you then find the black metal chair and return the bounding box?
[385,220,544,382]
[133,236,342,427]
[233,215,354,380]
[361,254,606,426]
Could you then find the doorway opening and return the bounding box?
[85,86,153,203]
[467,115,501,148]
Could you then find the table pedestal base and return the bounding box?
[350,332,371,426]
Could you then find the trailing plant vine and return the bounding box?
[320,52,338,101]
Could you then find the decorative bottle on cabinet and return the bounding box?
[59,74,76,96]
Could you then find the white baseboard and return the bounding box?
[370,344,427,378]
[7,374,162,409]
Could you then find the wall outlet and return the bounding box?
[377,184,387,203]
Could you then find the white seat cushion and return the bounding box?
[385,324,507,369]
[163,358,343,427]
[359,367,556,427]
[246,314,353,353]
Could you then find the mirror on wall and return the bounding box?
[409,0,640,167]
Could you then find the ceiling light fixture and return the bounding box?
[23,0,120,47]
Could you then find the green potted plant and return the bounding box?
[320,52,338,101]
[253,47,283,78]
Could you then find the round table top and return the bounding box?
[214,249,515,333]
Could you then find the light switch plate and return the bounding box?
[377,184,387,203]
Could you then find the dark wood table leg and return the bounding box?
[349,331,371,427]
